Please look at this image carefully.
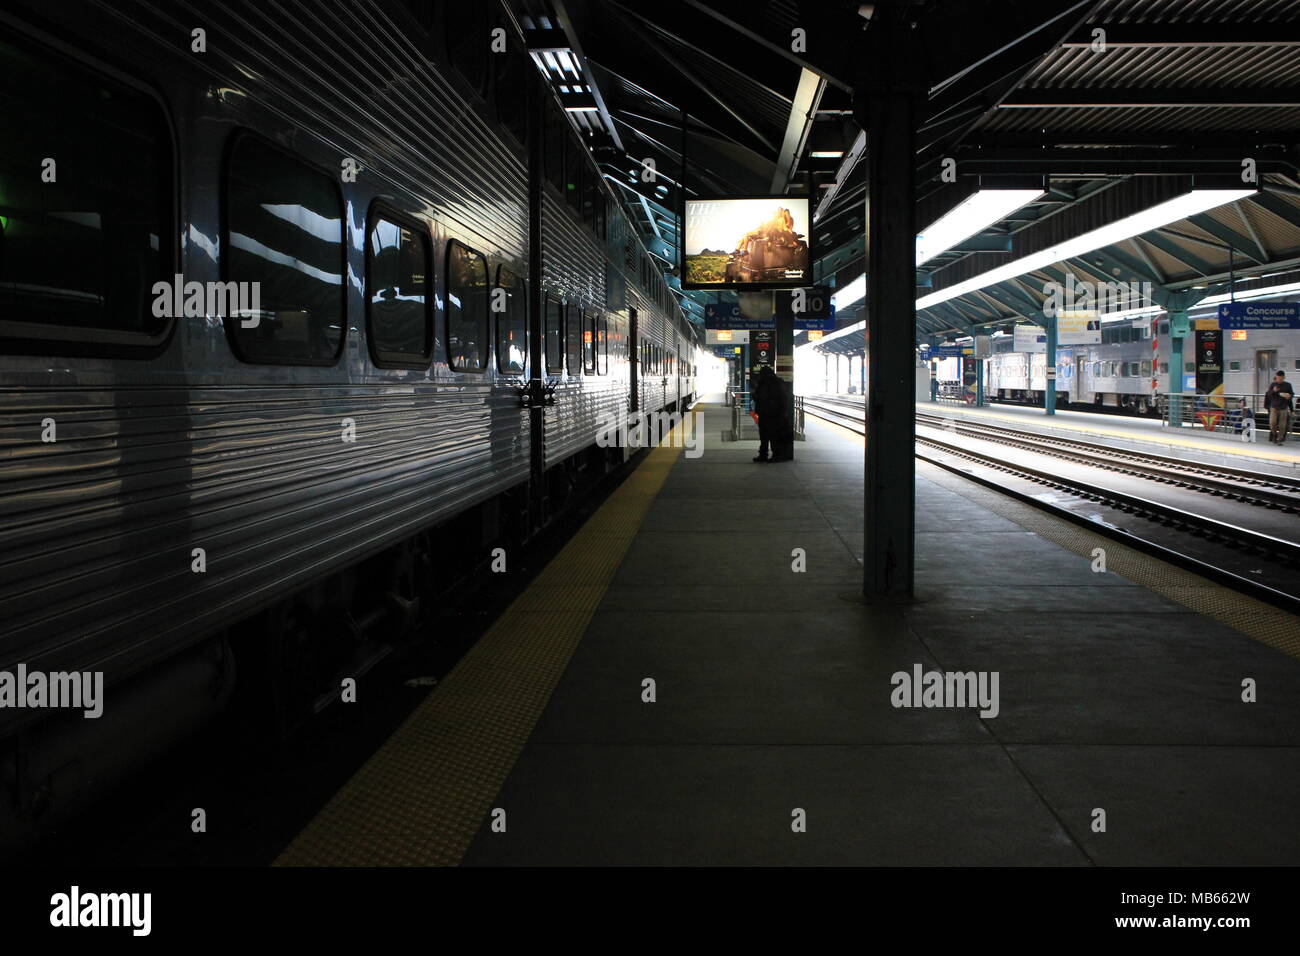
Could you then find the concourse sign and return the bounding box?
[1217,302,1300,330]
[703,301,775,330]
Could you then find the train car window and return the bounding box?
[544,294,563,373]
[494,33,527,147]
[226,135,344,365]
[0,31,173,349]
[581,310,596,373]
[495,266,526,374]
[545,102,565,194]
[581,162,596,226]
[445,2,489,95]
[445,240,488,371]
[366,209,431,367]
[1228,360,1240,372]
[565,137,583,211]
[1141,360,1152,376]
[598,316,609,374]
[1186,362,1195,373]
[565,302,582,374]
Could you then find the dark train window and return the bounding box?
[581,159,596,225]
[598,316,608,374]
[495,265,526,375]
[544,294,563,373]
[593,190,606,238]
[225,135,344,365]
[565,302,582,374]
[446,240,488,371]
[494,27,527,147]
[445,2,489,95]
[581,310,596,373]
[366,208,431,367]
[0,31,172,347]
[565,138,583,211]
[544,102,565,194]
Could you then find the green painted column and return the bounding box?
[1168,309,1188,427]
[1044,315,1057,416]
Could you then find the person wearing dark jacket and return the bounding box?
[1266,370,1295,444]
[752,366,791,462]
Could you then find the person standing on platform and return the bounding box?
[1266,371,1294,444]
[752,365,790,462]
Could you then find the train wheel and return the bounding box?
[1137,396,1151,415]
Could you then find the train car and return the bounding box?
[986,293,1300,416]
[0,0,699,842]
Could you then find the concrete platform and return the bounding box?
[923,399,1300,477]
[461,402,1300,866]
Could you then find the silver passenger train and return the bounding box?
[985,294,1300,416]
[0,0,703,840]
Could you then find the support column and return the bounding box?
[861,7,921,601]
[976,358,984,408]
[777,298,795,457]
[1043,315,1057,416]
[1168,309,1187,427]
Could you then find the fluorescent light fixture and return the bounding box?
[831,274,866,312]
[915,188,1043,265]
[917,189,1254,310]
[564,106,599,112]
[1102,279,1300,321]
[810,150,844,159]
[830,188,1044,312]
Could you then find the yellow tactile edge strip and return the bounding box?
[947,404,1299,465]
[274,422,688,866]
[807,417,1300,661]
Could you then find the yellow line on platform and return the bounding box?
[274,421,689,867]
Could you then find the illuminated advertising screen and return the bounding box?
[683,196,812,290]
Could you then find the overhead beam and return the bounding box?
[550,0,625,152]
[1062,25,1300,48]
[1001,86,1300,109]
[678,0,857,91]
[771,68,826,193]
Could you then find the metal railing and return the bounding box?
[725,391,805,441]
[1161,392,1290,442]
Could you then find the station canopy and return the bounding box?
[507,0,1300,347]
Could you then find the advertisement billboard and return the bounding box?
[1057,311,1102,345]
[683,197,812,290]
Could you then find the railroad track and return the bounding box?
[914,411,1300,512]
[802,394,1300,612]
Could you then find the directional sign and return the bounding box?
[1217,301,1300,329]
[932,345,971,359]
[703,302,775,330]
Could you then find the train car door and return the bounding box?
[1073,355,1087,403]
[629,307,639,413]
[1257,349,1278,395]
